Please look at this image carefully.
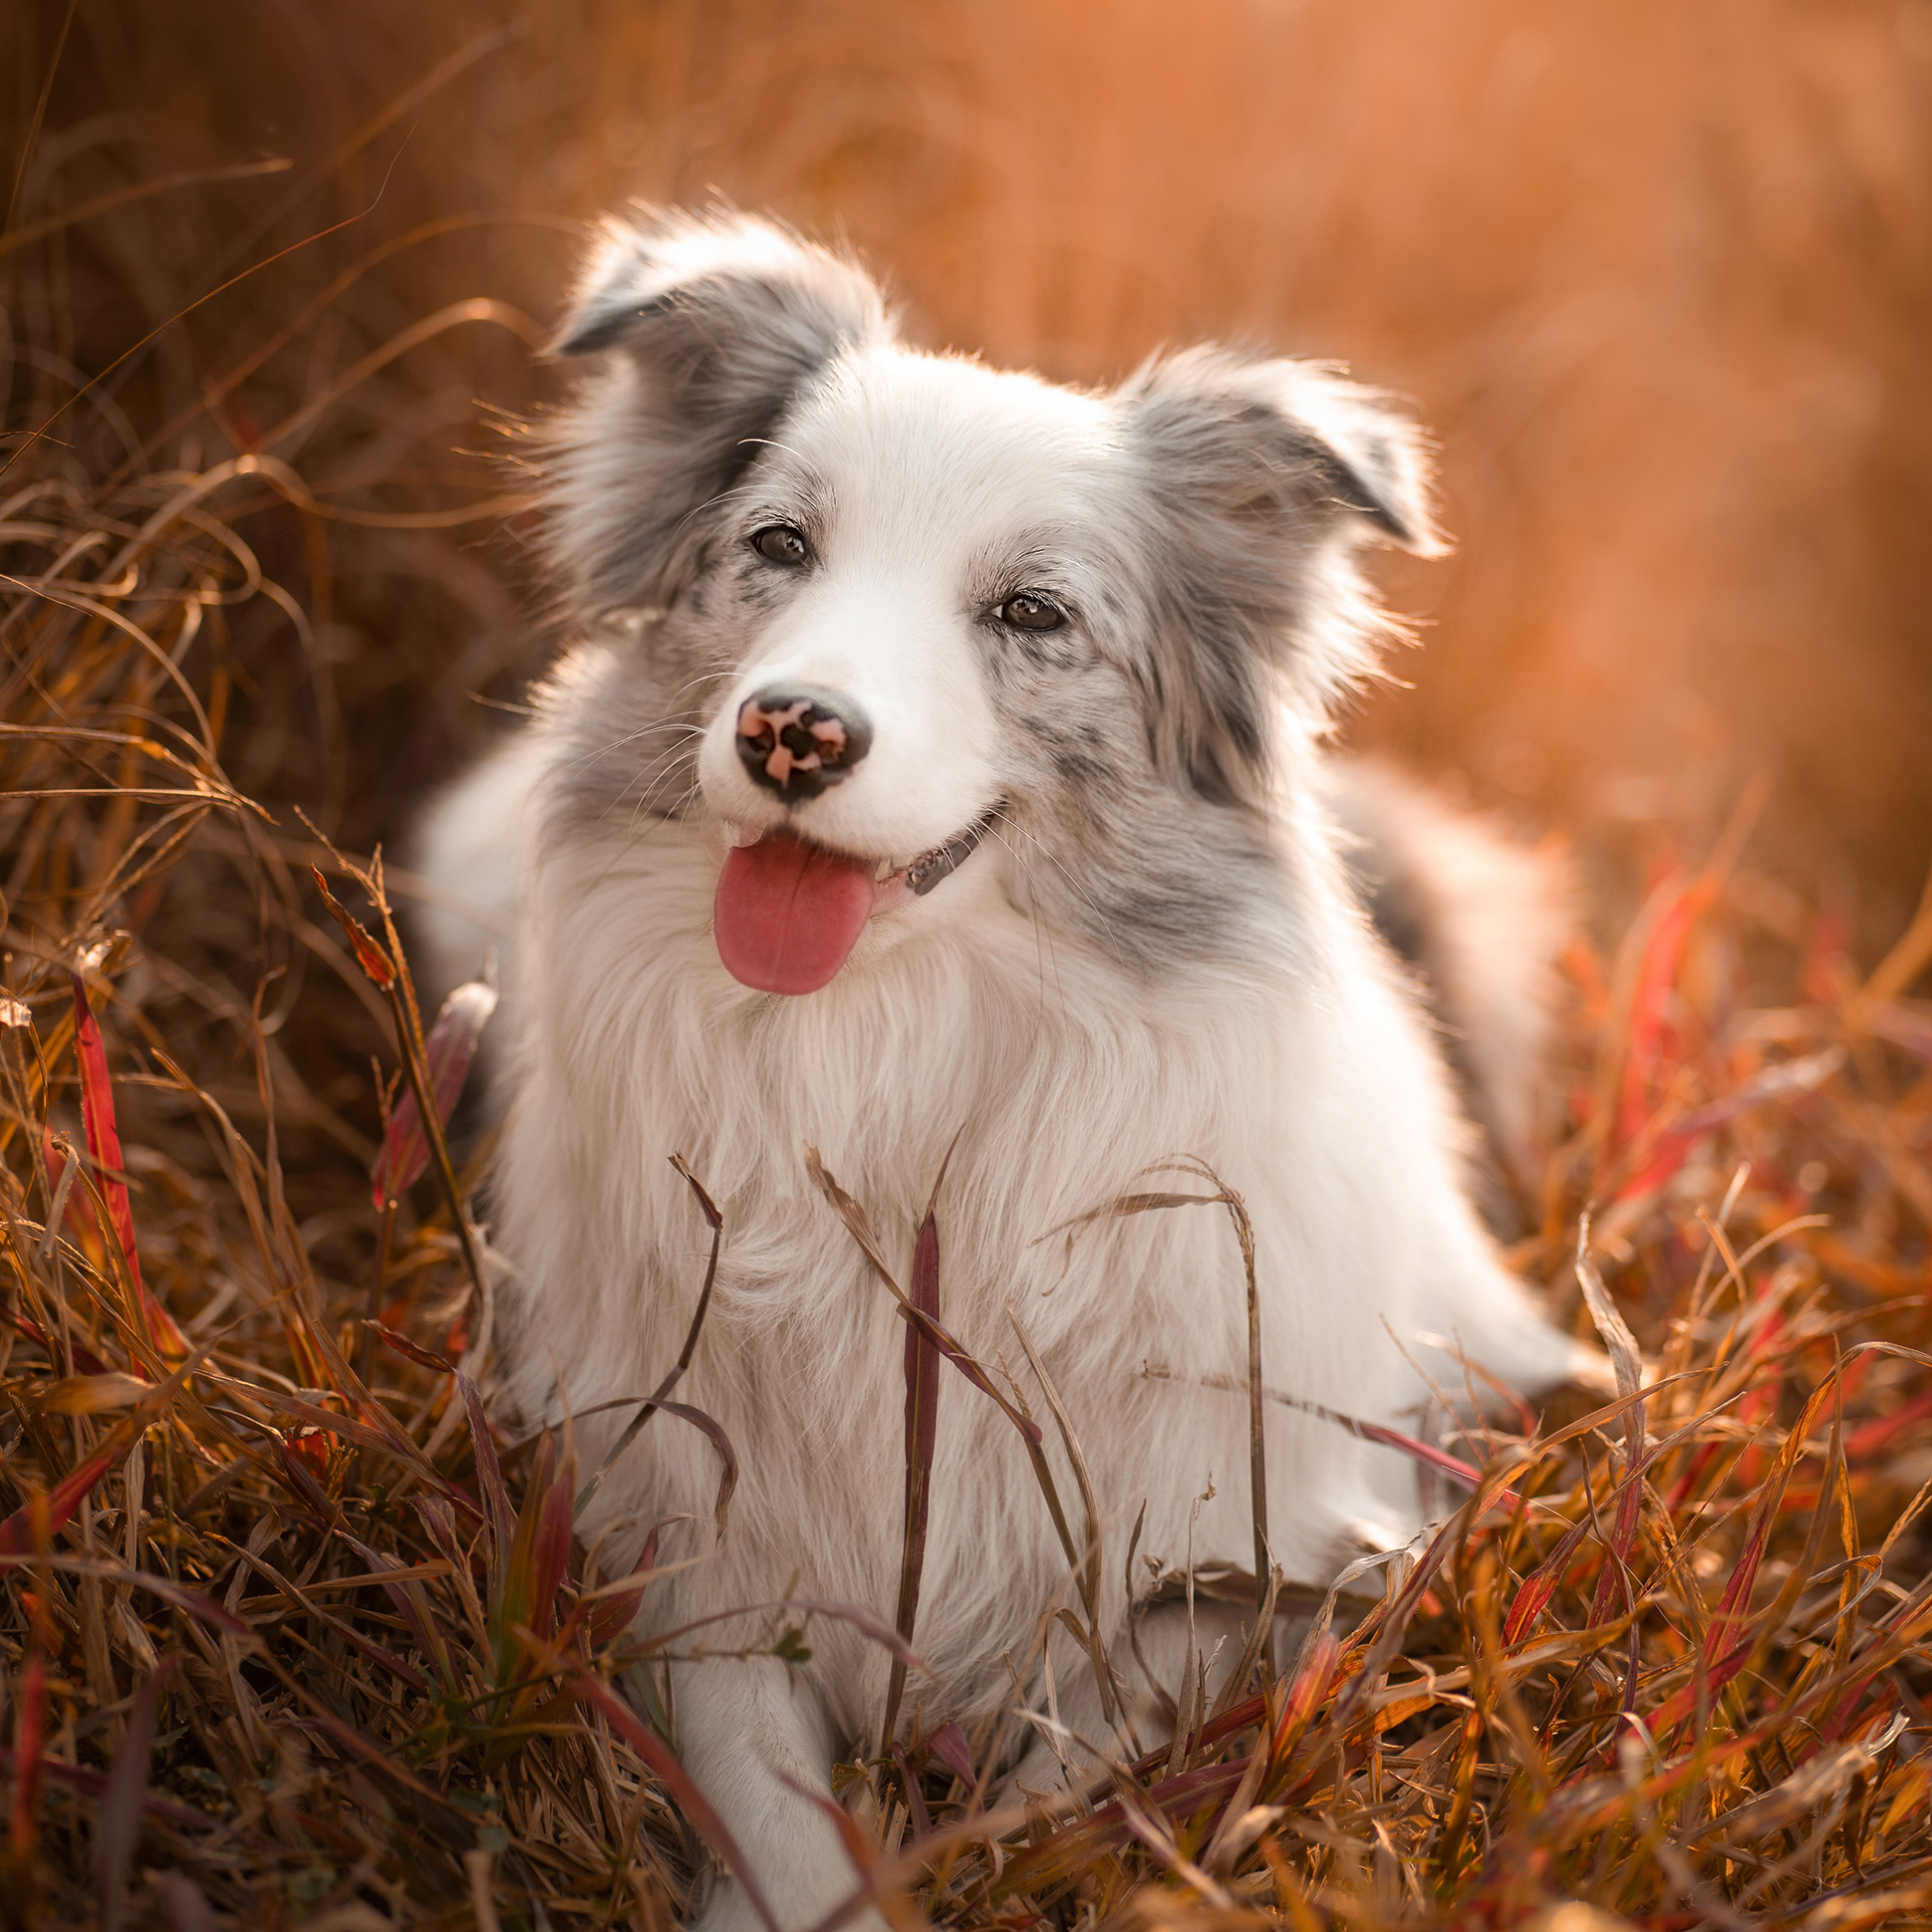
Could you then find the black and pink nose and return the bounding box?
[734,684,872,802]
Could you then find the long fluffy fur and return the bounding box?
[1326,757,1574,1209]
[414,209,1600,1931]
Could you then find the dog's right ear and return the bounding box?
[543,210,891,613]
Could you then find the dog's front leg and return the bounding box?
[675,1656,875,1932]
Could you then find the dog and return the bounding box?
[414,209,1606,1931]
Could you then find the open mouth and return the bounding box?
[712,812,996,994]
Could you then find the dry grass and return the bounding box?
[5,5,1932,1928]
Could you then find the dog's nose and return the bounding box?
[734,684,872,802]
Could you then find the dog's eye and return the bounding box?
[997,592,1065,633]
[750,524,811,567]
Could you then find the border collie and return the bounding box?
[414,210,1604,1931]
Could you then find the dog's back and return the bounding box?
[1328,757,1570,1211]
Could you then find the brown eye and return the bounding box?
[751,524,810,567]
[998,592,1065,632]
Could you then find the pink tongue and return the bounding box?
[713,832,877,993]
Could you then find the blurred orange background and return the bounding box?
[12,0,1932,948]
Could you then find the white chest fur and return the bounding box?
[480,792,1563,1745]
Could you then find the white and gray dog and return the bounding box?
[414,210,1605,1930]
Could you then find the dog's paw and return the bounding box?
[686,1878,767,1932]
[688,1876,888,1932]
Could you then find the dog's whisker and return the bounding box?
[594,743,699,832]
[567,713,702,778]
[605,735,699,805]
[565,666,741,777]
[990,812,1122,955]
[622,753,702,835]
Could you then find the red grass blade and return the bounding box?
[882,1198,942,1753]
[274,1432,339,1519]
[458,1371,514,1558]
[1615,1048,1846,1208]
[370,975,495,1206]
[8,1313,118,1381]
[1614,872,1713,1155]
[1585,1467,1646,1627]
[0,1748,213,1836]
[1352,1417,1488,1490]
[777,1774,908,1932]
[7,1650,47,1907]
[1842,1386,1932,1463]
[0,1417,143,1556]
[529,1444,576,1645]
[1504,1508,1601,1647]
[1268,1632,1340,1769]
[492,1433,578,1680]
[50,1564,249,1639]
[310,868,395,987]
[370,1321,456,1374]
[889,1745,933,1840]
[805,1147,1041,1448]
[927,1721,975,1787]
[333,1529,450,1674]
[68,974,188,1360]
[246,1566,427,1688]
[655,1401,738,1537]
[1655,1373,1838,1740]
[583,1520,662,1651]
[98,1659,175,1932]
[996,1758,1254,1896]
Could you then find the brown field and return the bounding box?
[4,4,1932,1928]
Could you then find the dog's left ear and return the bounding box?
[1253,360,1444,557]
[1117,350,1443,791]
[1126,347,1443,559]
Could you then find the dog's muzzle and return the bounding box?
[734,684,872,803]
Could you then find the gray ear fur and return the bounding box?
[543,209,892,613]
[1126,347,1443,559]
[1118,349,1442,794]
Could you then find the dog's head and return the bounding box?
[539,209,1440,993]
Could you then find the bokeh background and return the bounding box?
[12,0,1932,949]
